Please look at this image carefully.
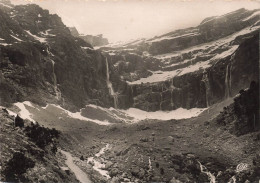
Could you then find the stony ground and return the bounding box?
[37,97,259,182]
[1,97,259,182]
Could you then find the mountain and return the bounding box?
[98,8,260,111]
[0,0,259,182]
[0,0,118,111]
[69,27,109,47]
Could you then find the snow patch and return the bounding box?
[0,106,17,117]
[211,46,239,60]
[42,104,111,126]
[0,2,13,8]
[11,35,23,42]
[81,46,94,50]
[243,10,260,21]
[25,30,46,43]
[121,107,207,121]
[14,102,35,123]
[128,60,210,84]
[40,29,56,37]
[0,43,12,46]
[148,32,200,43]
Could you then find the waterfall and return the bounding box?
[159,84,164,111]
[170,78,174,109]
[198,161,216,183]
[105,57,118,108]
[51,60,61,100]
[229,64,232,96]
[170,89,174,109]
[228,176,236,183]
[202,72,210,108]
[225,64,231,99]
[130,85,134,96]
[123,55,126,61]
[159,93,163,111]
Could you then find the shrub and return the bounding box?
[24,124,60,150]
[2,152,35,182]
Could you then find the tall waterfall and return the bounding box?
[202,72,210,108]
[159,93,163,111]
[225,64,231,99]
[170,78,174,109]
[105,57,118,108]
[130,85,134,96]
[51,59,61,100]
[159,84,164,110]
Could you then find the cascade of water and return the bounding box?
[225,64,230,99]
[228,176,236,183]
[198,161,216,183]
[170,89,174,109]
[170,78,174,109]
[130,85,134,96]
[229,64,232,97]
[51,59,61,100]
[159,84,164,110]
[123,55,126,61]
[159,93,163,111]
[105,57,118,108]
[202,72,210,108]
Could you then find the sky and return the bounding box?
[10,0,260,43]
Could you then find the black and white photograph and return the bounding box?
[0,0,259,182]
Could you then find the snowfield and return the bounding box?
[3,101,207,126]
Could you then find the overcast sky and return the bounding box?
[11,0,260,43]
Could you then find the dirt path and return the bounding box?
[60,150,92,183]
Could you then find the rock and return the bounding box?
[105,161,114,169]
[80,155,84,161]
[109,168,119,177]
[140,138,149,142]
[14,115,24,128]
[170,177,183,183]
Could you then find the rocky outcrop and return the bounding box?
[0,108,79,182]
[69,27,109,47]
[98,8,259,111]
[216,81,260,136]
[0,1,114,110]
[120,33,259,111]
[0,1,259,113]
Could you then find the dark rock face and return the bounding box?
[216,81,260,136]
[0,2,114,109]
[14,115,24,127]
[0,1,259,113]
[118,34,259,111]
[97,8,259,111]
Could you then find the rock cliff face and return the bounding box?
[0,0,259,112]
[0,0,115,110]
[69,27,109,47]
[216,81,260,136]
[99,8,260,111]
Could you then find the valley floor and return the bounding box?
[1,98,259,182]
[50,98,260,182]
